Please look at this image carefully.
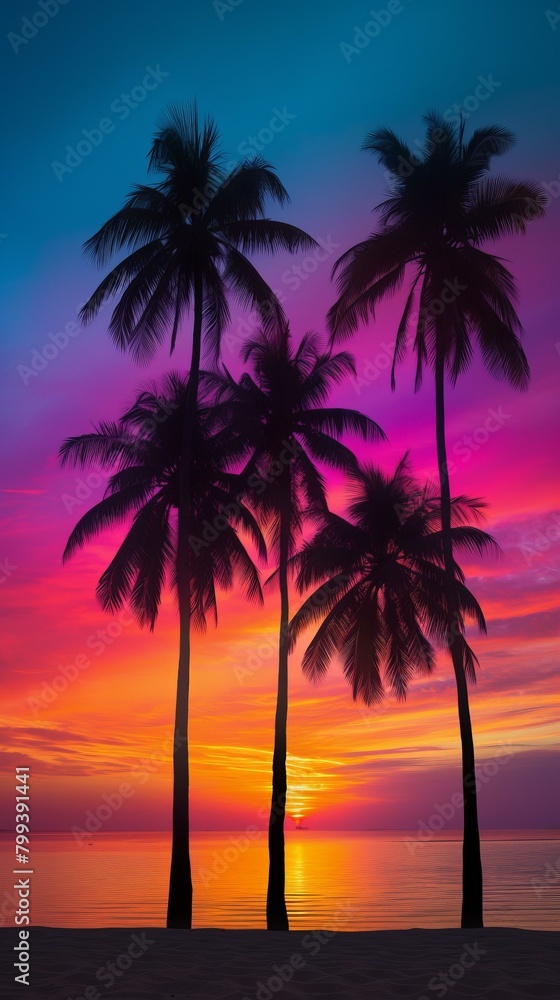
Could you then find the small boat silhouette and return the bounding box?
[294,821,308,830]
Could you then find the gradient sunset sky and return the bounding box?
[1,0,559,833]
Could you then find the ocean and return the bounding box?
[1,830,558,929]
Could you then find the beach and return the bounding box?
[1,926,559,999]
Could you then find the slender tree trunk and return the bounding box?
[435,349,484,929]
[266,498,290,931]
[166,274,203,929]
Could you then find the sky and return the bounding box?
[0,0,559,834]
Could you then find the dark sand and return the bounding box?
[1,926,559,999]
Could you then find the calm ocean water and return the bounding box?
[1,830,559,930]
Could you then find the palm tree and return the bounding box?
[205,325,385,929]
[79,104,317,927]
[289,458,497,704]
[327,113,545,927]
[60,372,266,925]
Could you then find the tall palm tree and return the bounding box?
[327,113,545,927]
[289,458,497,705]
[206,326,385,929]
[60,373,266,925]
[79,104,316,926]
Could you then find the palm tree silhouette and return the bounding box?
[289,458,497,706]
[79,104,316,927]
[60,373,266,923]
[206,325,385,929]
[327,113,544,927]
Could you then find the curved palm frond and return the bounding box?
[289,458,497,703]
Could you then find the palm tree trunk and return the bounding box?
[266,499,290,931]
[166,274,203,929]
[435,349,484,929]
